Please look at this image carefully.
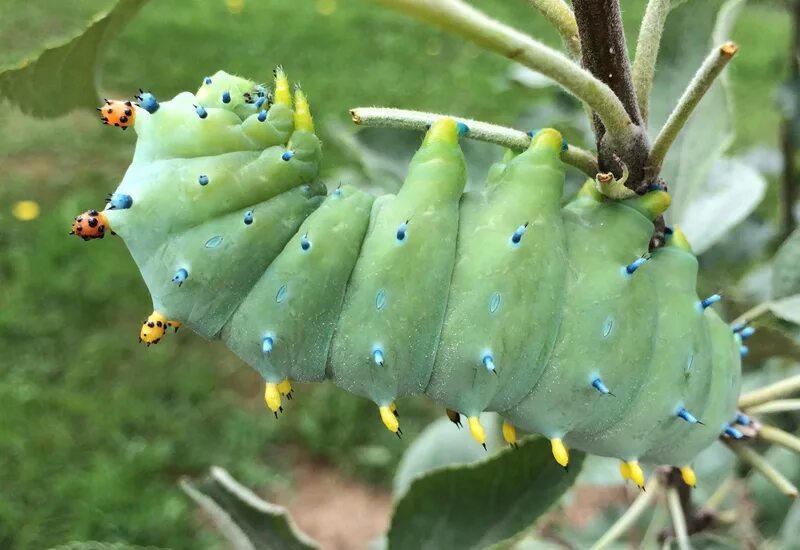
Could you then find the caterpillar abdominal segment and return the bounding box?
[74,70,742,487]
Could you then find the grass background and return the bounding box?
[0,0,792,548]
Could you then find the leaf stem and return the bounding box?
[759,424,800,454]
[746,399,800,415]
[590,477,660,550]
[369,0,635,143]
[731,301,772,327]
[649,42,738,170]
[527,0,581,58]
[666,487,691,550]
[724,441,799,498]
[739,374,800,409]
[349,107,599,176]
[631,0,671,123]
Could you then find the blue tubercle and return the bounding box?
[194,104,208,119]
[373,348,385,366]
[591,377,612,396]
[740,326,756,340]
[396,220,408,242]
[222,91,231,104]
[676,407,702,425]
[510,223,528,246]
[107,193,133,210]
[300,233,311,251]
[700,294,722,310]
[723,425,743,439]
[282,151,295,161]
[736,413,751,426]
[740,345,749,358]
[172,268,188,287]
[257,110,267,122]
[456,122,470,136]
[262,336,274,354]
[204,77,212,85]
[482,354,496,375]
[198,175,209,186]
[135,90,159,114]
[244,210,254,225]
[625,257,647,275]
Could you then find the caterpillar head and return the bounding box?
[97,99,135,129]
[70,209,109,240]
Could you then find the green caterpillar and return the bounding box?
[73,70,747,489]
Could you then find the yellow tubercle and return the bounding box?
[575,178,604,202]
[139,311,169,344]
[680,466,697,488]
[167,319,182,332]
[530,128,563,153]
[293,88,314,133]
[389,402,398,415]
[624,460,646,489]
[468,416,486,447]
[667,225,694,253]
[550,438,569,469]
[626,190,671,220]
[502,421,517,447]
[423,117,459,146]
[264,383,282,414]
[619,461,631,481]
[274,67,291,108]
[277,379,293,395]
[379,405,400,433]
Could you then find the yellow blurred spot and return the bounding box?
[619,461,631,481]
[277,379,292,395]
[379,405,399,433]
[225,0,244,14]
[264,383,281,413]
[316,0,337,15]
[550,438,569,468]
[426,38,442,56]
[502,421,517,446]
[468,416,486,447]
[680,466,697,488]
[12,200,40,221]
[625,460,646,489]
[293,89,314,133]
[274,67,291,108]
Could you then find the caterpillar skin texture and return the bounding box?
[80,71,742,472]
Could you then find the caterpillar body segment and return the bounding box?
[79,70,743,471]
[223,185,375,383]
[426,129,567,418]
[573,231,714,464]
[328,118,467,406]
[502,192,662,445]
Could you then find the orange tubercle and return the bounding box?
[97,99,136,129]
[71,209,110,240]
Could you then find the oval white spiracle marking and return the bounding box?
[602,316,614,338]
[489,292,501,314]
[376,289,387,310]
[275,284,288,303]
[204,235,224,248]
[685,353,695,376]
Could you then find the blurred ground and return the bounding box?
[0,0,791,548]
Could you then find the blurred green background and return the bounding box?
[0,0,793,548]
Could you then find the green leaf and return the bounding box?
[0,0,147,117]
[773,228,800,299]
[393,414,503,499]
[387,437,584,550]
[674,157,767,254]
[769,295,800,325]
[180,466,318,550]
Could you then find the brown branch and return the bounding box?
[572,0,651,193]
[781,0,800,241]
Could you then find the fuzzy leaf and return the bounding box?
[388,437,584,550]
[180,467,318,550]
[393,414,503,499]
[769,295,800,326]
[773,228,800,299]
[673,157,767,254]
[0,0,147,117]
